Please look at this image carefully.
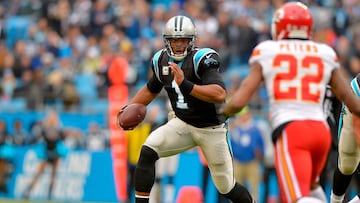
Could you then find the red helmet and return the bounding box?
[271,2,313,40]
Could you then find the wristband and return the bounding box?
[179,79,194,95]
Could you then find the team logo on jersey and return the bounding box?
[162,66,170,75]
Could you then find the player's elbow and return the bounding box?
[194,85,226,103]
[212,89,226,103]
[351,106,360,117]
[356,108,360,117]
[202,90,226,103]
[213,94,226,103]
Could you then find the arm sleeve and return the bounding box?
[201,68,226,89]
[198,54,226,89]
[146,50,164,94]
[146,74,163,94]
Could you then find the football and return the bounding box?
[117,103,147,130]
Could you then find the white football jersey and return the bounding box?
[249,39,340,129]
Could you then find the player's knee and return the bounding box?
[338,156,359,175]
[216,183,232,194]
[137,145,159,167]
[210,165,233,194]
[134,146,159,192]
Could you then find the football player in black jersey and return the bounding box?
[117,15,255,203]
[330,74,360,203]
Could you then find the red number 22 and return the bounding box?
[273,54,324,103]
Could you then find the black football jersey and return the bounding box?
[146,48,226,128]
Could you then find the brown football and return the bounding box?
[117,103,147,130]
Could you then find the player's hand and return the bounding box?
[168,62,184,85]
[217,105,230,120]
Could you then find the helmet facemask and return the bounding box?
[164,37,195,61]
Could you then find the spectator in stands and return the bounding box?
[0,119,15,193]
[229,107,264,202]
[79,46,101,74]
[61,79,80,111]
[11,119,29,145]
[213,7,232,72]
[331,1,350,37]
[62,127,83,150]
[84,121,109,151]
[12,40,31,80]
[0,5,6,42]
[0,70,16,101]
[15,69,45,110]
[227,1,258,65]
[0,120,9,145]
[88,0,112,38]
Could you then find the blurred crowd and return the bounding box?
[0,0,358,115]
[0,111,110,151]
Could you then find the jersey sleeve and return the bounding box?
[146,50,164,94]
[194,48,225,88]
[201,67,226,88]
[146,76,163,94]
[248,40,273,66]
[321,44,340,70]
[193,48,221,78]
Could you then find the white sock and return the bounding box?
[297,197,324,203]
[164,184,175,203]
[349,195,360,203]
[149,183,160,203]
[330,191,345,203]
[311,186,327,202]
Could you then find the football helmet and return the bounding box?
[271,2,313,40]
[163,15,196,61]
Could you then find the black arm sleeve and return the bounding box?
[201,68,226,89]
[146,75,163,94]
[198,55,225,89]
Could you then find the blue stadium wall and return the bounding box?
[0,112,279,203]
[0,147,218,203]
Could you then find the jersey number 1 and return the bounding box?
[273,54,324,103]
[172,80,189,109]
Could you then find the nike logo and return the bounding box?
[206,54,212,59]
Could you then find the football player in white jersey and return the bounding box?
[330,74,360,203]
[223,2,360,203]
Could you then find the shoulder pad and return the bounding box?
[351,73,360,97]
[152,50,164,82]
[193,48,219,79]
